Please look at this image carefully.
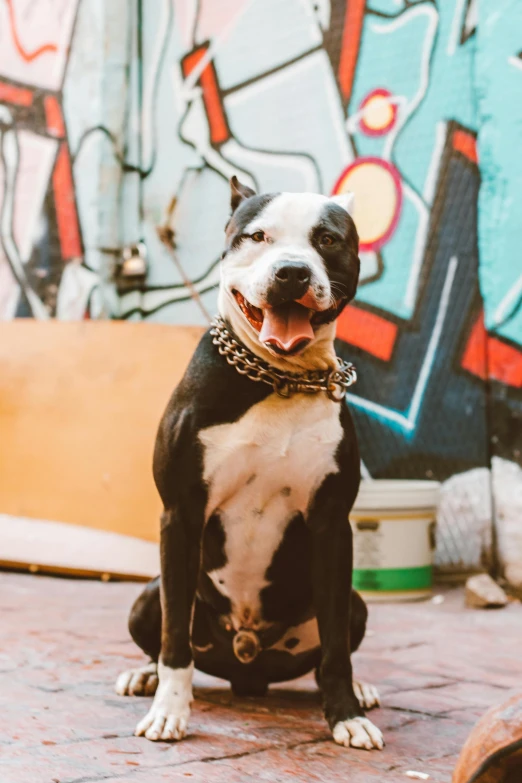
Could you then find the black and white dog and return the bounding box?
[115,178,383,751]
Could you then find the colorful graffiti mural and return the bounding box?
[0,0,131,320]
[0,0,82,319]
[474,0,522,583]
[1,0,521,576]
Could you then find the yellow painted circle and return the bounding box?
[363,94,394,131]
[337,161,400,247]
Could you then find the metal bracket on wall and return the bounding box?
[113,242,148,293]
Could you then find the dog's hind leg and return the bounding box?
[115,577,161,696]
[230,676,269,698]
[115,661,159,696]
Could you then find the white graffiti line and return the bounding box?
[508,55,522,71]
[408,255,458,423]
[176,91,255,188]
[359,251,380,285]
[360,460,371,480]
[220,139,321,193]
[171,62,201,125]
[369,4,438,163]
[492,273,522,329]
[423,120,447,204]
[322,51,357,168]
[225,50,353,168]
[181,0,258,96]
[403,181,430,312]
[345,95,407,139]
[345,394,411,431]
[141,0,172,171]
[346,256,458,433]
[464,0,478,40]
[171,0,260,191]
[56,260,99,320]
[0,107,49,320]
[447,0,468,56]
[118,262,220,319]
[367,5,438,314]
[203,144,255,189]
[185,0,200,48]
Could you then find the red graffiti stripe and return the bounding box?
[52,143,82,260]
[461,314,487,379]
[338,0,367,102]
[452,129,478,163]
[182,46,230,145]
[462,313,522,387]
[6,0,58,63]
[489,337,522,387]
[44,94,65,138]
[0,81,33,106]
[336,304,398,361]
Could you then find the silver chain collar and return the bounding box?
[210,316,357,402]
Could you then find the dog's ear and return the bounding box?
[331,191,355,216]
[230,176,256,212]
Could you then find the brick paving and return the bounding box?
[1,572,520,783]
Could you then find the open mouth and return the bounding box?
[232,290,341,356]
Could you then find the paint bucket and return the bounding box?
[351,480,440,602]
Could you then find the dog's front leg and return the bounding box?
[310,482,384,751]
[135,507,202,741]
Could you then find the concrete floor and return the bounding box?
[1,572,521,783]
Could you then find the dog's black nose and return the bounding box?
[270,262,311,304]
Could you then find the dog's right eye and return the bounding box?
[250,231,265,243]
[320,233,335,247]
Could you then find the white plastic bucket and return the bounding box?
[350,480,440,602]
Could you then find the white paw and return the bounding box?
[135,703,190,741]
[353,680,380,710]
[135,662,193,742]
[115,662,158,696]
[332,717,384,750]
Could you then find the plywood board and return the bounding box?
[0,321,204,550]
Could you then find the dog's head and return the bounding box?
[219,177,360,367]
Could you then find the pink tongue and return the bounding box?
[259,302,314,352]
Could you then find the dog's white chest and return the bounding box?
[199,393,343,628]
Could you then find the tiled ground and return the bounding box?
[1,572,521,783]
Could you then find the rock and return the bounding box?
[493,457,522,588]
[453,693,522,783]
[435,467,492,571]
[465,574,508,608]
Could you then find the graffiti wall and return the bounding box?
[0,0,131,320]
[127,0,522,575]
[1,0,521,578]
[475,0,522,585]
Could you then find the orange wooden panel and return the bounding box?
[0,321,204,543]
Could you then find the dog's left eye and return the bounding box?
[320,234,335,247]
[250,231,265,243]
